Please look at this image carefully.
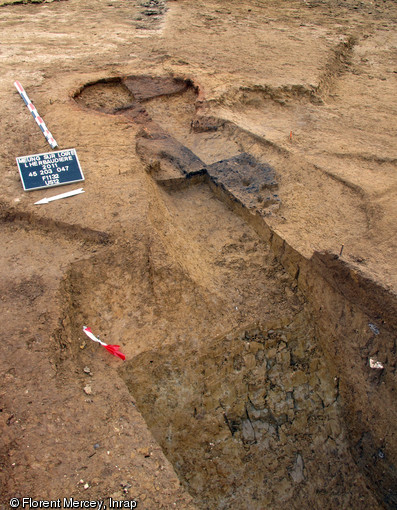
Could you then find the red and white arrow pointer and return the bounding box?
[83,326,126,361]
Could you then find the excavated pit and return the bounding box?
[74,76,281,213]
[71,76,397,509]
[119,314,367,509]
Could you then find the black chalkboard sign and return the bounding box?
[16,148,84,191]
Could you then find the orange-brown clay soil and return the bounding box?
[0,1,396,509]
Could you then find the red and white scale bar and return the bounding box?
[83,326,126,361]
[14,81,58,149]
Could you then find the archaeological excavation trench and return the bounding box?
[68,76,397,508]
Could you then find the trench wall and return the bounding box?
[264,214,396,508]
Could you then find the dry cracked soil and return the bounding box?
[0,0,397,509]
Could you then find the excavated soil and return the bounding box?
[1,1,397,509]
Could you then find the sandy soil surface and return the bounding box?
[0,0,396,508]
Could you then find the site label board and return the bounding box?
[16,148,84,191]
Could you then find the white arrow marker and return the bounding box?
[34,187,85,205]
